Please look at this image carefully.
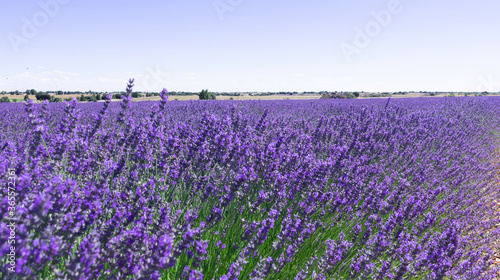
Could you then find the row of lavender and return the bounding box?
[1,89,500,279]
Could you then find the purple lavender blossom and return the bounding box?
[0,97,498,279]
[160,88,169,110]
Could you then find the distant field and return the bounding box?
[136,94,323,101]
[4,92,498,103]
[3,94,323,102]
[2,94,84,100]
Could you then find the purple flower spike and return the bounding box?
[160,88,168,110]
[117,78,134,123]
[126,78,135,95]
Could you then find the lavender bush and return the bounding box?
[0,85,500,279]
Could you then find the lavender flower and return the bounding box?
[160,88,169,110]
[0,97,499,279]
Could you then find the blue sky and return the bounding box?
[1,0,499,92]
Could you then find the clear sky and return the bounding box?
[1,0,499,93]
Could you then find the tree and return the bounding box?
[199,89,208,100]
[199,89,216,100]
[353,91,360,98]
[29,89,37,95]
[345,92,357,99]
[35,92,51,101]
[321,92,350,99]
[0,96,10,103]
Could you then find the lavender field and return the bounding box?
[1,88,500,279]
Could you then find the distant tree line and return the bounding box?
[3,89,499,103]
[320,92,360,99]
